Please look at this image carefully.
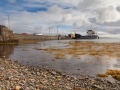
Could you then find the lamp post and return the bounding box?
[49,27,51,36]
[6,15,10,30]
[90,23,92,30]
[57,26,59,36]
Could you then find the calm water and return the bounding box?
[0,38,120,81]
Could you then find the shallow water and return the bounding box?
[0,38,120,81]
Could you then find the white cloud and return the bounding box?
[78,0,102,10]
[62,11,92,28]
[48,5,73,14]
[23,3,47,8]
[95,5,120,23]
[7,0,16,3]
[1,0,120,37]
[24,0,81,8]
[62,14,72,22]
[78,0,120,10]
[8,8,63,33]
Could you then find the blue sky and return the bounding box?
[0,0,120,37]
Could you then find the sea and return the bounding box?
[0,37,120,81]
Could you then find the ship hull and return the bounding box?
[68,31,99,39]
[80,35,99,39]
[74,35,99,39]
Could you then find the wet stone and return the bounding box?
[12,85,21,90]
[51,71,57,75]
[74,87,85,90]
[0,59,120,90]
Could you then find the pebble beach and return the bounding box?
[0,58,120,90]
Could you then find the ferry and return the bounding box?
[68,30,99,39]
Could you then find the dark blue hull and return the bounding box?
[68,33,99,39]
[80,35,99,39]
[74,35,99,39]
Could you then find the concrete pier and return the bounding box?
[0,25,69,44]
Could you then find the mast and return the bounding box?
[90,23,92,30]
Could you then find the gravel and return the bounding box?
[0,58,120,90]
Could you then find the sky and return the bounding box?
[0,0,120,37]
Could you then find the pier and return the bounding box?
[0,25,68,44]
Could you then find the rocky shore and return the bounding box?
[0,59,120,90]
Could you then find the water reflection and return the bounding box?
[1,40,120,81]
[0,44,16,59]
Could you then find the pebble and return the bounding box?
[12,85,21,90]
[0,58,120,90]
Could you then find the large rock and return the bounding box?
[0,25,18,42]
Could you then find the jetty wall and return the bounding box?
[13,34,67,40]
[0,25,68,43]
